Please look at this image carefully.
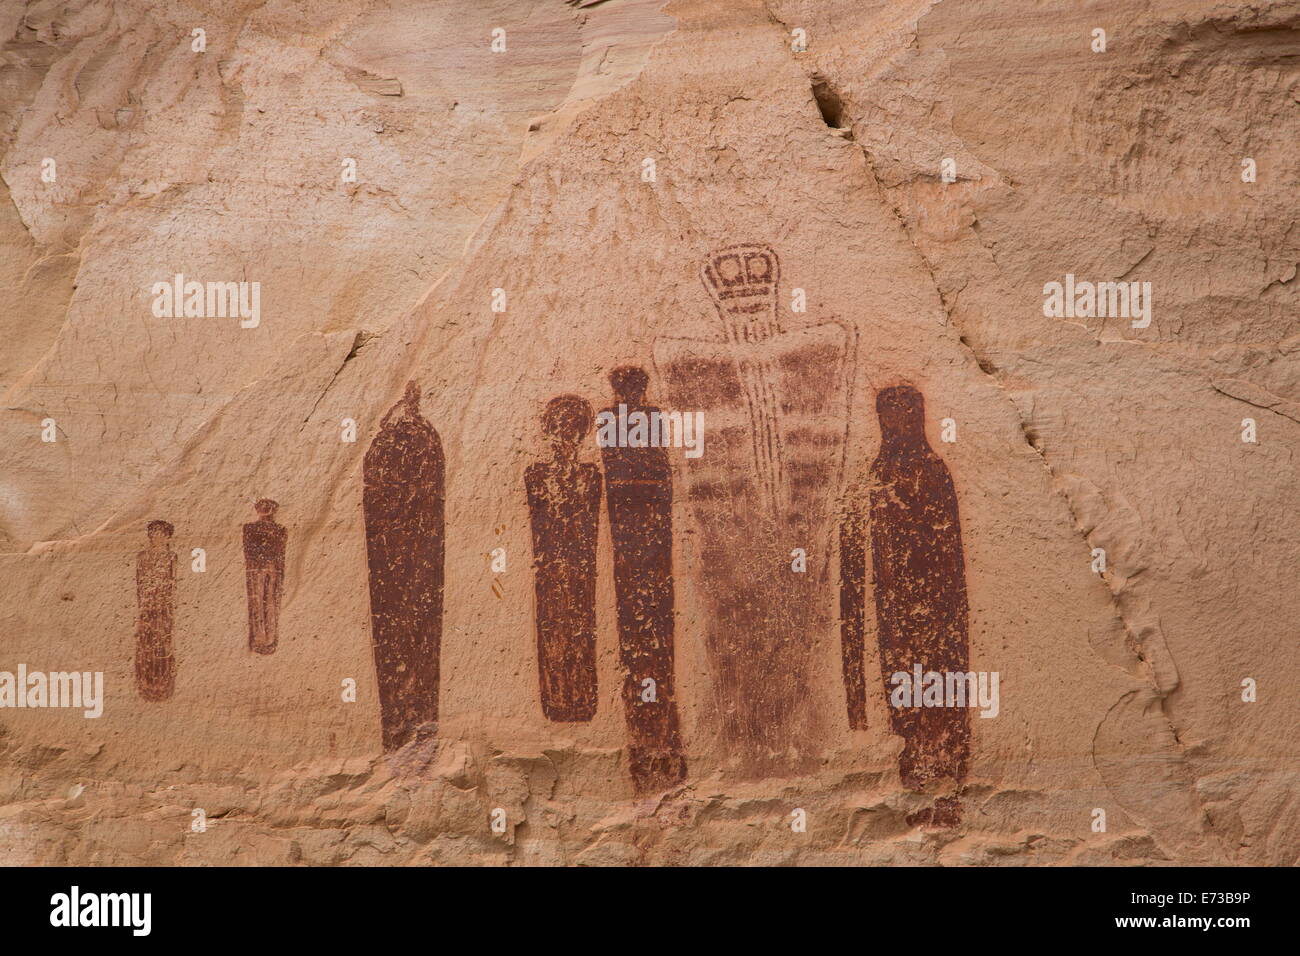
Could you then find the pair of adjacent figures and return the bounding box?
[132,504,287,701]
[524,368,687,795]
[658,243,971,823]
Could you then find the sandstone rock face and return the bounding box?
[0,0,1295,866]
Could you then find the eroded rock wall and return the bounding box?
[0,0,1295,865]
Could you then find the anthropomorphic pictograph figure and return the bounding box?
[863,384,970,827]
[599,366,686,793]
[654,244,854,776]
[243,498,286,655]
[363,381,445,753]
[135,519,177,701]
[838,496,869,732]
[526,395,602,723]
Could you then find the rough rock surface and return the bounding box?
[0,0,1295,865]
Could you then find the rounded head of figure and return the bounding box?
[254,498,279,518]
[146,519,174,542]
[541,395,593,451]
[609,366,649,405]
[876,384,926,447]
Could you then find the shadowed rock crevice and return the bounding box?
[810,74,848,131]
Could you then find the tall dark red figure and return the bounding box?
[526,395,601,722]
[845,384,971,827]
[363,381,445,753]
[599,366,687,792]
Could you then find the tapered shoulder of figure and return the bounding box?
[376,381,442,437]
